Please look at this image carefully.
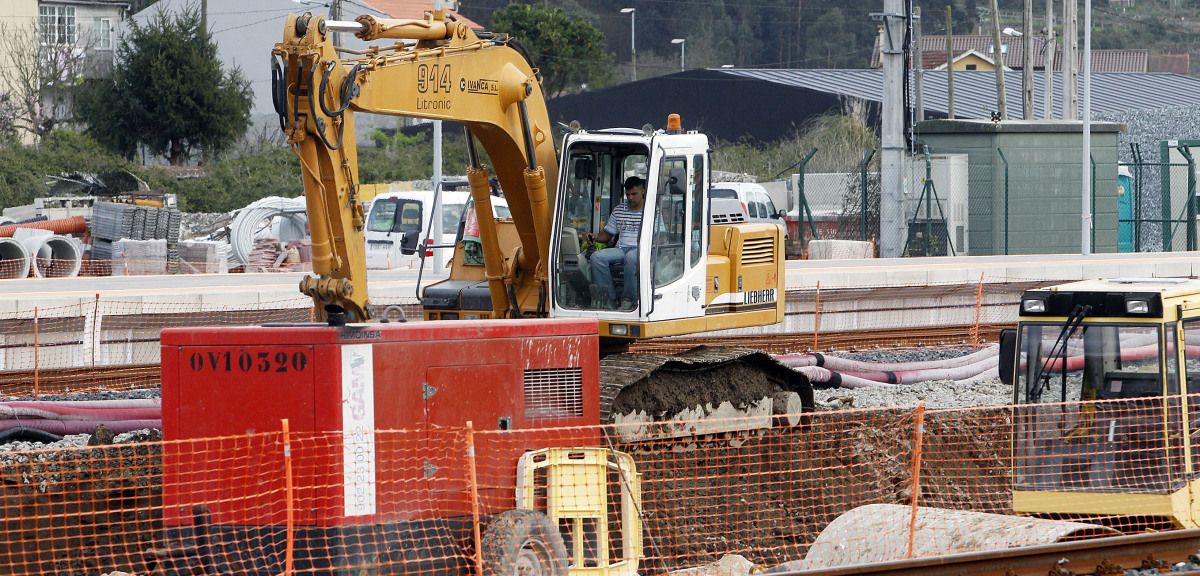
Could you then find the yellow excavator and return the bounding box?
[272,8,810,435]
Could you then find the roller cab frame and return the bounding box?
[999,277,1200,529]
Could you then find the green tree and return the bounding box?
[491,4,615,97]
[76,7,252,165]
[0,130,134,208]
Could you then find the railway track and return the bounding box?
[783,529,1200,576]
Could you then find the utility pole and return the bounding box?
[201,0,207,36]
[1044,0,1055,119]
[990,0,1008,120]
[433,120,444,272]
[331,0,342,47]
[914,7,924,122]
[877,0,907,257]
[1063,0,1078,119]
[1023,0,1034,119]
[1081,0,1092,254]
[946,6,955,119]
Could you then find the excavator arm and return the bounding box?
[272,10,558,321]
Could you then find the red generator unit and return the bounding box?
[159,318,601,575]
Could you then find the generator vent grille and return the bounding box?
[523,367,583,420]
[741,236,775,265]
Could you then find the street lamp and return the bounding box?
[619,8,636,81]
[671,38,686,72]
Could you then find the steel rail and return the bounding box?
[776,528,1200,576]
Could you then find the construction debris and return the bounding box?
[177,240,230,274]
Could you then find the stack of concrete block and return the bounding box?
[178,240,230,274]
[807,239,875,260]
[111,239,168,275]
[91,202,182,270]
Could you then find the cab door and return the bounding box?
[643,150,707,322]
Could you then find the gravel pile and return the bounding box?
[0,388,160,403]
[813,346,1012,410]
[815,379,1011,410]
[179,211,233,240]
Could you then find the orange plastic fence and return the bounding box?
[0,296,422,397]
[0,277,1058,398]
[2,398,1195,575]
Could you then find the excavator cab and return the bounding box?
[1000,278,1200,529]
[550,122,785,340]
[550,128,707,327]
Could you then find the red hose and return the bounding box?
[0,216,87,238]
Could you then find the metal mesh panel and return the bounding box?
[523,367,583,419]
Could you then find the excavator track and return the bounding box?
[598,346,813,442]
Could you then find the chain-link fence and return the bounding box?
[786,138,1200,257]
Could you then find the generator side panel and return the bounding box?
[369,329,601,518]
[162,332,337,528]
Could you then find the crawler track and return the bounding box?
[784,529,1200,576]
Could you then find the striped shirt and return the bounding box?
[603,201,643,248]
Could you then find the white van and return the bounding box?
[710,182,788,238]
[365,190,511,270]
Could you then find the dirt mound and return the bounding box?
[0,440,162,575]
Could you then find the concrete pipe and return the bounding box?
[776,504,1118,571]
[23,234,82,278]
[0,237,30,279]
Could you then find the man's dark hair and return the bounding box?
[623,176,645,190]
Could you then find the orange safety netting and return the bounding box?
[0,277,1055,399]
[1,398,1194,575]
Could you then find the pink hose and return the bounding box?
[792,366,896,389]
[1,399,161,421]
[776,345,999,372]
[838,355,998,384]
[0,419,161,435]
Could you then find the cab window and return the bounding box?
[553,144,649,311]
[652,157,687,288]
[690,154,704,266]
[368,198,422,234]
[761,194,778,218]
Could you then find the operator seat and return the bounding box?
[558,227,592,306]
[558,227,590,281]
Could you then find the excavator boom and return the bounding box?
[273,12,556,321]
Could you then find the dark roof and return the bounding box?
[548,68,1200,142]
[871,34,1149,72]
[719,68,1200,120]
[548,70,853,143]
